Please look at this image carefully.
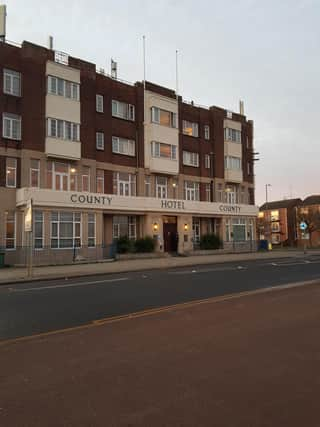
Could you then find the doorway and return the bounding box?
[163,216,178,253]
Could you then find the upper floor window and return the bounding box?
[184,181,200,201]
[96,94,104,113]
[88,213,96,247]
[113,172,136,197]
[112,136,135,157]
[6,157,17,188]
[112,100,135,121]
[183,151,199,167]
[205,183,211,202]
[224,127,241,143]
[47,76,79,101]
[47,118,80,142]
[82,166,90,192]
[151,141,177,160]
[204,154,211,169]
[96,132,105,150]
[224,156,241,170]
[151,107,177,128]
[204,125,210,140]
[30,159,40,188]
[226,110,233,119]
[3,69,21,97]
[96,169,104,193]
[46,161,78,191]
[183,120,199,137]
[2,113,21,140]
[156,176,168,199]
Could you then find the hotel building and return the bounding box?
[0,39,258,265]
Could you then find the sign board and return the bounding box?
[25,199,33,232]
[300,221,308,231]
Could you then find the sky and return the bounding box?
[4,0,320,205]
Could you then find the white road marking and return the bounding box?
[10,277,129,293]
[169,266,247,275]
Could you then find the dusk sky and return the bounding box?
[5,0,320,205]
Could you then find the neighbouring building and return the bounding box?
[0,38,258,265]
[296,195,320,248]
[258,199,302,246]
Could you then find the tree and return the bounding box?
[296,207,320,247]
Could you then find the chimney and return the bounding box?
[49,35,54,50]
[239,100,244,115]
[0,4,7,42]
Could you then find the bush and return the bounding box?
[200,233,222,250]
[134,236,155,253]
[115,236,133,254]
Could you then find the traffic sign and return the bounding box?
[300,221,307,231]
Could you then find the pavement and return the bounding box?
[1,249,320,285]
[1,281,320,427]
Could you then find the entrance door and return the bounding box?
[163,217,178,253]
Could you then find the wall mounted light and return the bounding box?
[153,222,159,232]
[70,167,76,174]
[184,223,189,232]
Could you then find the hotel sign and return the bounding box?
[70,194,112,205]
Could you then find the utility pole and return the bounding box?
[265,184,271,245]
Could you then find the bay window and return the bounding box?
[47,76,80,101]
[224,156,241,170]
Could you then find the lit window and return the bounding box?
[151,142,177,160]
[271,210,279,221]
[6,212,16,249]
[151,107,177,128]
[182,120,199,137]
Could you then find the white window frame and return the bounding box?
[96,169,104,194]
[96,132,105,150]
[112,100,135,121]
[184,181,200,201]
[5,211,16,250]
[151,107,177,128]
[34,211,44,249]
[224,127,241,143]
[51,211,82,249]
[156,176,168,199]
[182,120,199,137]
[6,157,17,188]
[112,216,137,240]
[205,183,211,202]
[224,156,241,170]
[113,172,136,197]
[2,113,22,140]
[204,125,210,140]
[30,159,40,188]
[88,213,96,248]
[82,166,90,192]
[47,75,80,101]
[47,118,80,141]
[3,69,21,97]
[183,151,199,167]
[112,136,135,156]
[205,154,211,169]
[96,94,104,113]
[151,141,177,160]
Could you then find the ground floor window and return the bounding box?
[192,218,201,246]
[225,218,252,242]
[232,218,246,241]
[88,213,96,247]
[34,211,44,249]
[5,212,15,249]
[51,212,81,248]
[113,216,137,240]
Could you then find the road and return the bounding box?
[1,253,320,340]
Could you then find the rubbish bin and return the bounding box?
[0,252,5,268]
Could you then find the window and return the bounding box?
[271,210,279,221]
[112,136,135,156]
[34,211,44,249]
[113,172,136,196]
[47,118,80,141]
[184,181,200,201]
[96,132,104,150]
[151,107,177,128]
[183,151,199,167]
[30,159,40,188]
[227,110,233,119]
[217,183,223,202]
[51,211,81,248]
[2,113,21,140]
[224,156,241,170]
[113,216,137,240]
[47,76,79,101]
[224,127,241,143]
[182,120,199,137]
[192,218,201,245]
[96,169,104,193]
[205,154,211,169]
[6,158,17,188]
[232,218,246,241]
[204,125,210,140]
[156,176,168,199]
[272,234,281,244]
[112,100,135,121]
[96,94,104,113]
[271,222,280,232]
[225,186,238,204]
[151,142,177,160]
[3,69,21,96]
[88,214,96,247]
[145,175,151,197]
[205,183,211,202]
[46,161,77,191]
[5,212,15,249]
[82,166,90,192]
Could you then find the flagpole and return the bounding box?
[175,49,179,98]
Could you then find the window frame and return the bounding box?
[88,213,96,248]
[5,211,16,250]
[112,100,135,121]
[112,136,136,157]
[184,181,200,201]
[50,211,82,249]
[151,107,177,128]
[183,151,199,167]
[3,69,21,97]
[96,169,105,194]
[47,75,80,101]
[2,113,22,141]
[182,120,199,137]
[30,159,40,188]
[6,157,17,188]
[96,132,105,150]
[96,94,104,113]
[204,125,210,140]
[151,141,177,160]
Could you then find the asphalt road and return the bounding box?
[1,254,320,340]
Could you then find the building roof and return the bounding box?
[260,198,302,211]
[302,195,320,206]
